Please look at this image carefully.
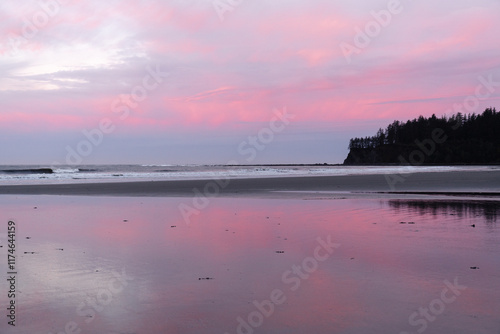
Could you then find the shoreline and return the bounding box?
[0,170,500,198]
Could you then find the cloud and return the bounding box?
[0,0,499,163]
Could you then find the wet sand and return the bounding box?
[1,170,500,333]
[1,170,500,197]
[1,195,499,334]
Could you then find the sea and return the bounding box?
[0,164,498,184]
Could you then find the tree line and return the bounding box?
[347,108,500,164]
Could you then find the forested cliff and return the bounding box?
[344,108,500,164]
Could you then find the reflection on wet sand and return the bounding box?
[387,199,500,223]
[1,195,499,333]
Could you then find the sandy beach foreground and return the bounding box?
[1,170,500,333]
[1,193,499,334]
[0,170,500,197]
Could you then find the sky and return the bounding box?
[1,0,500,165]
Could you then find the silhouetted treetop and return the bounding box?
[345,108,500,164]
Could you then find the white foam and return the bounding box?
[0,165,498,185]
[54,168,79,174]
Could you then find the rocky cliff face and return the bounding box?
[343,148,380,165]
[343,145,409,165]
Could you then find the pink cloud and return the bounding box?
[1,0,500,163]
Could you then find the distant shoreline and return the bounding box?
[3,163,500,168]
[1,170,500,198]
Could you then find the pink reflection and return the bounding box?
[1,196,499,333]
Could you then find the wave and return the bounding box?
[54,168,79,174]
[0,165,496,184]
[141,164,178,167]
[0,167,93,175]
[0,168,54,174]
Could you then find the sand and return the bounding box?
[0,170,500,197]
[1,195,499,333]
[1,170,500,333]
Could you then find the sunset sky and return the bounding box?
[1,0,499,164]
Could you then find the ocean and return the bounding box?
[0,164,498,185]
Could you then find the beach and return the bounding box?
[1,170,500,197]
[4,0,499,332]
[1,169,500,334]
